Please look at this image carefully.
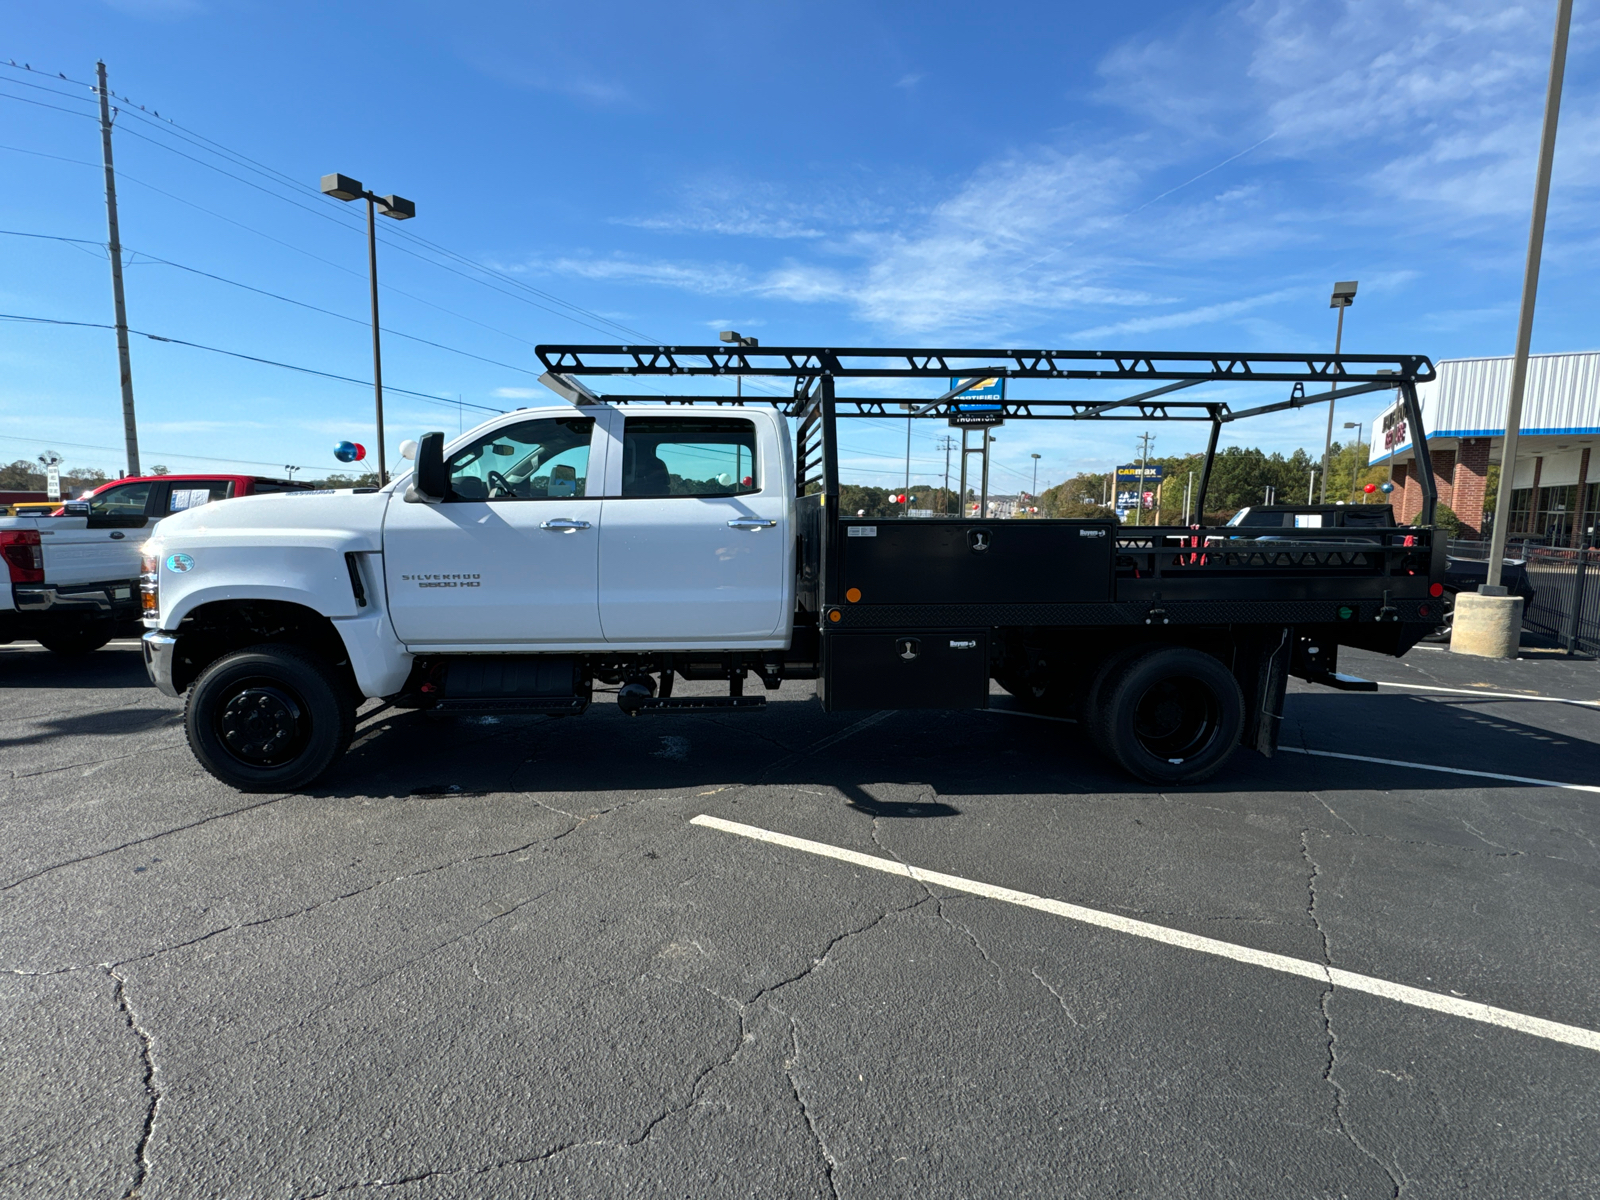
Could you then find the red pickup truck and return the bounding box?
[2,473,313,655]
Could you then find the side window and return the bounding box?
[444,417,594,502]
[88,481,154,517]
[621,418,759,499]
[168,480,232,512]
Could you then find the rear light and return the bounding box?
[1429,582,1444,597]
[139,548,160,619]
[1,529,44,584]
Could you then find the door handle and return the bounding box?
[727,518,777,530]
[540,518,591,532]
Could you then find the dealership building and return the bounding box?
[1370,350,1600,545]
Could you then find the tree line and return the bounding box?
[1038,441,1393,523]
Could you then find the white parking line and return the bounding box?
[1369,681,1600,708]
[1279,746,1600,795]
[691,814,1600,1054]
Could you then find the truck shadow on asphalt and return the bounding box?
[0,645,153,690]
[310,691,1599,806]
[0,705,181,751]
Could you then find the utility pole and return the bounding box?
[96,62,140,477]
[1134,432,1155,527]
[1184,469,1194,525]
[1487,0,1573,589]
[937,434,956,513]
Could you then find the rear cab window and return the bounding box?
[620,417,759,498]
[167,480,233,512]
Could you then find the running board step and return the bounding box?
[435,697,589,714]
[628,695,768,715]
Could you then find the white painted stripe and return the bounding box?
[1370,680,1600,708]
[1279,746,1600,794]
[691,814,1600,1054]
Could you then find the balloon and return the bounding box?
[334,440,364,464]
[1364,483,1377,493]
[1380,481,1395,493]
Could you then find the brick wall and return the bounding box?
[1453,438,1490,539]
[1394,462,1423,524]
[1430,448,1457,515]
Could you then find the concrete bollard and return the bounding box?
[1450,590,1524,659]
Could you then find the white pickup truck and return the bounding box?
[1,491,150,655]
[140,342,1447,794]
[3,473,312,656]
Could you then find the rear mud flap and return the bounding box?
[1250,628,1291,758]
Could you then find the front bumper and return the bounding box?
[14,581,138,614]
[142,631,181,697]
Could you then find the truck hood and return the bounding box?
[148,489,391,552]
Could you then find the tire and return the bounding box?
[1083,645,1154,754]
[36,627,113,656]
[185,644,356,792]
[1094,647,1243,785]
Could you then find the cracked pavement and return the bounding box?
[2,640,1598,1197]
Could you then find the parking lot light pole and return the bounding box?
[320,174,416,485]
[1321,280,1358,503]
[1343,421,1363,501]
[719,330,758,399]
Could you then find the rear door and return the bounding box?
[40,480,154,586]
[383,413,608,646]
[597,414,788,644]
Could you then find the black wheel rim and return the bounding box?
[216,681,309,767]
[1131,675,1220,764]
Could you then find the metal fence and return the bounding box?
[1521,547,1600,655]
[1446,540,1600,654]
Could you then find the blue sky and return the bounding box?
[2,0,1597,496]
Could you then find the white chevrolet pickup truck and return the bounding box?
[141,342,1447,794]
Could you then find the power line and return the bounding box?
[0,227,548,377]
[0,431,334,472]
[0,312,505,412]
[0,144,564,357]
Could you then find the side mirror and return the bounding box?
[404,431,448,503]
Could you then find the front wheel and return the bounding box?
[1092,647,1243,785]
[185,644,356,792]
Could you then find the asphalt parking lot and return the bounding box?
[4,639,1599,1199]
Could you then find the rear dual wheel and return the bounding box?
[1089,647,1243,785]
[185,644,356,792]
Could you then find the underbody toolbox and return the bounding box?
[821,629,989,711]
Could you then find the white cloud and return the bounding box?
[535,1,1599,341]
[492,387,541,399]
[1073,288,1303,340]
[895,73,923,89]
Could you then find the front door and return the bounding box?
[598,415,787,643]
[384,414,606,646]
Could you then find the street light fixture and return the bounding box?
[719,330,758,399]
[1342,420,1363,502]
[1320,279,1358,503]
[320,173,416,485]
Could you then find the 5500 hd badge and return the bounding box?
[401,573,482,589]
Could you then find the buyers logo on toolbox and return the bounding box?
[401,572,481,589]
[165,553,195,573]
